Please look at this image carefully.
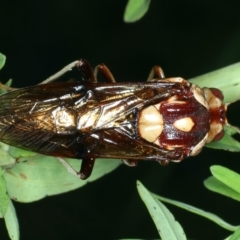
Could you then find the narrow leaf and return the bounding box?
[4,199,19,240]
[204,176,240,202]
[229,226,240,240]
[137,181,187,240]
[124,0,151,23]
[224,125,239,136]
[0,53,6,70]
[0,168,9,217]
[210,165,240,194]
[153,193,238,232]
[206,133,240,152]
[189,62,240,103]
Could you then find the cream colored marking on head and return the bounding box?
[139,105,164,143]
[207,123,223,143]
[191,84,209,109]
[165,95,187,105]
[173,117,195,132]
[168,100,187,104]
[202,87,222,109]
[190,133,208,156]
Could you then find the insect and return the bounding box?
[0,59,233,179]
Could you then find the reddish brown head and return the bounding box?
[202,87,227,143]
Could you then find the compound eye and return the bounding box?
[212,129,225,142]
[210,88,224,101]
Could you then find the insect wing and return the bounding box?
[0,82,87,158]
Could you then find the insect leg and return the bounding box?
[39,59,97,84]
[76,59,97,83]
[40,60,80,84]
[94,64,116,83]
[79,157,95,180]
[57,157,80,178]
[122,159,138,166]
[147,66,165,82]
[57,157,95,180]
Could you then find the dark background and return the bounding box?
[1,0,240,239]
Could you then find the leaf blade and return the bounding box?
[0,167,9,217]
[210,165,240,194]
[204,176,240,202]
[153,193,238,232]
[124,0,151,23]
[0,53,6,70]
[137,181,187,240]
[4,199,19,240]
[4,155,121,202]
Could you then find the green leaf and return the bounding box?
[0,53,6,70]
[189,62,240,103]
[137,181,187,240]
[5,79,12,87]
[0,149,15,167]
[152,193,239,232]
[124,0,151,23]
[224,125,239,136]
[4,199,19,240]
[0,79,13,95]
[209,165,240,194]
[4,155,121,202]
[8,146,36,158]
[204,176,240,202]
[224,235,232,240]
[206,133,240,152]
[228,226,240,240]
[0,168,9,217]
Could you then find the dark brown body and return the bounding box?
[0,81,189,159]
[0,60,226,179]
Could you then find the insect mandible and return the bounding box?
[0,59,236,179]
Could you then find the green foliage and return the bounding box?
[4,199,19,240]
[0,168,9,217]
[137,181,187,240]
[4,155,121,203]
[204,166,240,201]
[123,0,151,23]
[137,176,240,239]
[0,53,6,70]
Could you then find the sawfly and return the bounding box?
[0,59,237,179]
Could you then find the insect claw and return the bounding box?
[57,157,95,180]
[79,157,95,180]
[158,160,170,166]
[57,157,80,178]
[122,159,138,167]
